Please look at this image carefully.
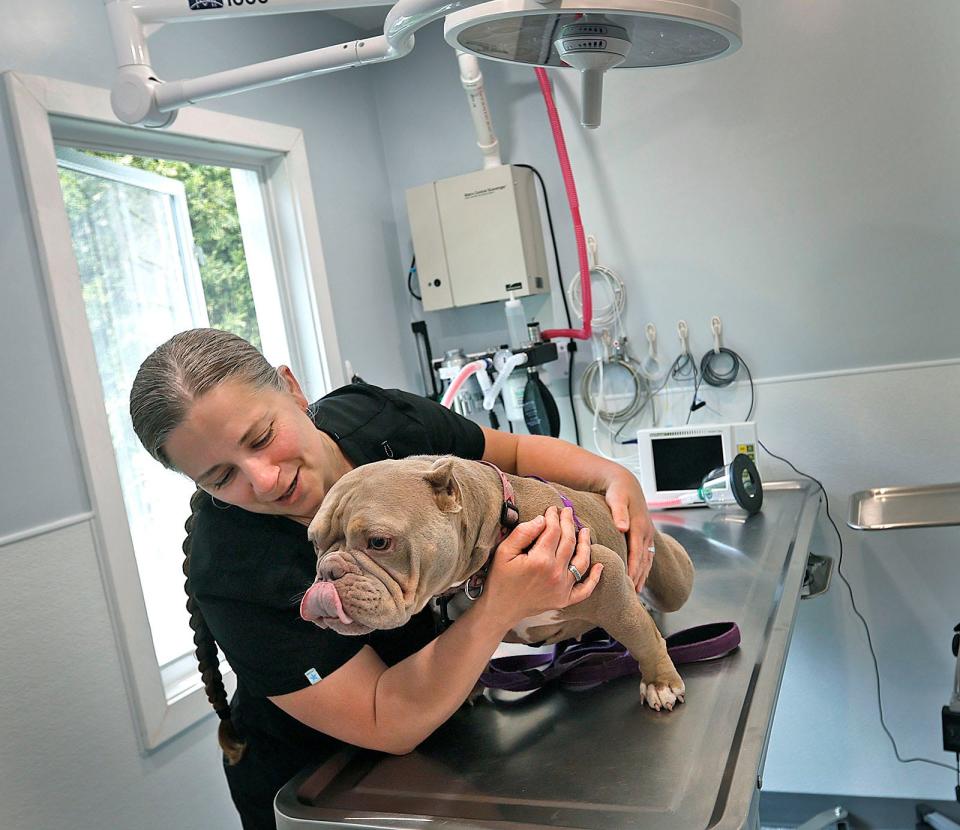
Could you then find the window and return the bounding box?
[5,71,345,749]
[56,147,296,682]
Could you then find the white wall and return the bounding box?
[0,2,404,828]
[370,1,960,802]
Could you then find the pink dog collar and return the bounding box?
[478,460,520,537]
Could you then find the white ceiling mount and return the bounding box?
[445,0,741,126]
[103,0,739,129]
[555,19,631,128]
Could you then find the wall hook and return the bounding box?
[711,315,723,355]
[586,234,599,269]
[677,320,690,356]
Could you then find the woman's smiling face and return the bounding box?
[163,368,350,525]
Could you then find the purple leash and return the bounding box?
[479,622,741,692]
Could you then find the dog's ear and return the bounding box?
[307,496,338,554]
[423,457,463,514]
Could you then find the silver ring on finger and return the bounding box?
[568,563,584,583]
[647,545,656,553]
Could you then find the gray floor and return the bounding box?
[760,791,960,830]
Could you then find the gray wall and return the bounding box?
[372,6,960,377]
[0,2,403,828]
[370,0,960,802]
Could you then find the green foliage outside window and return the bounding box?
[89,152,262,350]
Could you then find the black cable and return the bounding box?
[515,163,580,446]
[672,351,697,383]
[659,346,948,778]
[407,254,421,301]
[514,165,573,332]
[687,346,754,424]
[700,346,739,387]
[759,439,960,776]
[685,370,706,425]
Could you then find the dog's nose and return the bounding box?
[317,553,348,582]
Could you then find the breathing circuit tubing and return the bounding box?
[482,352,528,411]
[535,67,592,342]
[440,359,486,408]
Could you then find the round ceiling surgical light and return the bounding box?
[444,0,742,127]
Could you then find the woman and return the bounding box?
[130,328,656,829]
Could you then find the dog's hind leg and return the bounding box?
[574,545,685,711]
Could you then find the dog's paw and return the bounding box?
[466,683,486,706]
[639,676,686,712]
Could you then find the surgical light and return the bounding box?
[446,0,741,127]
[104,0,741,130]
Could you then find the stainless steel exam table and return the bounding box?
[275,481,821,830]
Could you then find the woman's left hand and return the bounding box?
[604,471,656,591]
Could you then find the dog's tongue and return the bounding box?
[300,581,353,625]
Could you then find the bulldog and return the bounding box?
[300,455,695,710]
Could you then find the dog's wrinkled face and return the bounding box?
[300,456,471,635]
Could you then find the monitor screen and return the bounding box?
[652,435,724,491]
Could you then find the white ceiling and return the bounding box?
[328,5,392,32]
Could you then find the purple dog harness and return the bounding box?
[525,475,585,532]
[434,461,741,687]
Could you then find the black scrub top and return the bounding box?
[188,384,486,787]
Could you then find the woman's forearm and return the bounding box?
[518,435,626,491]
[483,428,631,494]
[372,594,512,753]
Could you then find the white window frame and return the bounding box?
[4,70,346,751]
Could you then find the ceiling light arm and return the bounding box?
[105,0,488,128]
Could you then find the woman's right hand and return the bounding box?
[480,505,602,628]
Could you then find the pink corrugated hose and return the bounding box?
[535,66,592,342]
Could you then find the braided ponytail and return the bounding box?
[183,488,246,764]
[130,329,287,761]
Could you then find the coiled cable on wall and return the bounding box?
[568,238,647,423]
[692,346,755,422]
[580,340,648,422]
[566,257,625,331]
[700,346,740,388]
[686,316,755,423]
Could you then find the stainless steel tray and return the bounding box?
[848,482,960,530]
[275,483,821,830]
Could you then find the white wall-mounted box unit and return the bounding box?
[405,165,549,311]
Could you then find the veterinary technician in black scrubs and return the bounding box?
[129,328,657,830]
